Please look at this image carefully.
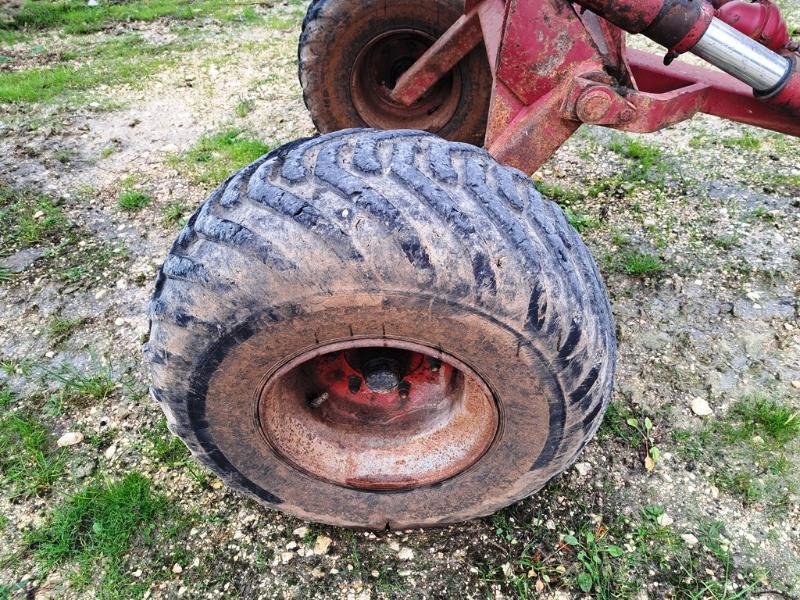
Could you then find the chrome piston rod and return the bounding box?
[691,17,791,93]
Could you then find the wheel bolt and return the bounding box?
[397,381,411,400]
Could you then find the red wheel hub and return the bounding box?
[257,339,499,491]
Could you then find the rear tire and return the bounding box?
[145,129,616,528]
[298,0,491,145]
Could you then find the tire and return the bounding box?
[145,129,616,529]
[298,0,491,146]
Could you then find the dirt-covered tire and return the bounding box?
[298,0,491,146]
[145,128,616,529]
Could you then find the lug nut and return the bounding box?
[397,381,411,400]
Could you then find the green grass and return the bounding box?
[0,412,66,499]
[0,384,14,408]
[28,473,165,591]
[721,132,761,150]
[48,315,85,343]
[564,207,599,233]
[2,0,251,35]
[49,364,116,406]
[621,251,663,276]
[0,35,189,104]
[673,395,798,511]
[117,189,151,212]
[234,98,254,118]
[161,202,189,227]
[175,128,271,186]
[532,180,583,205]
[0,187,69,255]
[609,136,663,171]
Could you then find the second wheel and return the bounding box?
[298,0,492,145]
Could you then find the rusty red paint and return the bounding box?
[716,0,792,52]
[386,0,798,174]
[390,11,484,107]
[257,340,499,491]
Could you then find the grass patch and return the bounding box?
[564,207,599,233]
[721,132,761,150]
[0,187,70,255]
[28,473,165,591]
[2,0,254,34]
[621,251,663,276]
[673,395,798,511]
[234,98,254,118]
[0,35,190,104]
[161,202,189,227]
[117,189,151,212]
[0,412,65,499]
[609,136,663,171]
[532,180,583,205]
[175,128,271,186]
[49,364,116,406]
[48,315,86,344]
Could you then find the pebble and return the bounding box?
[104,445,117,459]
[172,563,183,574]
[313,535,332,556]
[681,534,699,547]
[691,397,713,416]
[280,552,294,564]
[656,513,674,527]
[574,462,592,476]
[397,547,414,561]
[791,380,800,390]
[292,526,309,537]
[57,432,83,447]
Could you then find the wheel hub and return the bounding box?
[257,340,499,491]
[349,30,462,132]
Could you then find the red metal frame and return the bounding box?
[390,0,800,175]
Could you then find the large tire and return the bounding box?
[145,129,616,529]
[298,0,491,146]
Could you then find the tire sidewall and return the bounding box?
[182,291,566,529]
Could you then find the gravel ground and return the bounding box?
[1,2,799,599]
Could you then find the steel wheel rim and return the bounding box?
[349,29,462,132]
[257,338,500,491]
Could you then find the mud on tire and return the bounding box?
[145,129,616,528]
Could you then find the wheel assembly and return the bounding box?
[298,0,491,145]
[146,129,616,528]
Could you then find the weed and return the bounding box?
[622,251,663,276]
[161,202,189,227]
[175,128,271,186]
[564,207,599,233]
[0,265,11,283]
[0,385,13,408]
[749,206,778,222]
[609,136,663,170]
[712,233,740,249]
[625,415,661,471]
[28,473,165,590]
[0,412,65,499]
[234,98,254,118]
[0,187,69,254]
[721,132,761,150]
[532,180,583,205]
[596,403,642,447]
[562,527,624,596]
[49,364,116,406]
[117,188,151,212]
[48,315,85,343]
[144,418,189,467]
[726,396,799,447]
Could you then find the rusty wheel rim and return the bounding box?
[257,339,500,491]
[349,30,462,132]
